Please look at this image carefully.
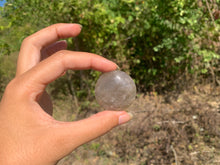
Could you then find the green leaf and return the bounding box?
[128,15,133,22]
[201,68,208,74]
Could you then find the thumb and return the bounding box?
[52,111,132,158]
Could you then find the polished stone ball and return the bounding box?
[95,70,136,110]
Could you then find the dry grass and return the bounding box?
[55,85,220,165]
[1,52,219,164]
[1,52,219,165]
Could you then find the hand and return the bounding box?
[0,23,132,165]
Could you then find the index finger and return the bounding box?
[17,50,118,99]
[17,23,82,76]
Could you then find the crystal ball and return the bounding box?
[95,70,136,110]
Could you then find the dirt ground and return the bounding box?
[56,84,220,165]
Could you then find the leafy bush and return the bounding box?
[1,0,220,96]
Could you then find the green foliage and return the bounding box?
[0,0,220,97]
[0,52,17,98]
[0,40,10,56]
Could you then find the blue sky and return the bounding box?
[0,0,6,7]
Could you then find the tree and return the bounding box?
[1,0,220,95]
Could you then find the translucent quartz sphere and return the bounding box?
[95,70,136,110]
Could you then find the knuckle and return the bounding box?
[21,36,33,47]
[4,78,19,96]
[4,77,27,98]
[51,23,66,39]
[56,49,68,56]
[54,50,69,63]
[53,23,65,27]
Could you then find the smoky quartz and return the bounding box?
[95,70,136,110]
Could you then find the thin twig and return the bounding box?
[157,120,186,125]
[205,0,216,28]
[171,145,178,165]
[133,110,149,113]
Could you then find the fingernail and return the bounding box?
[116,65,120,70]
[79,24,83,29]
[119,112,133,125]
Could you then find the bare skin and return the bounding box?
[0,23,132,165]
